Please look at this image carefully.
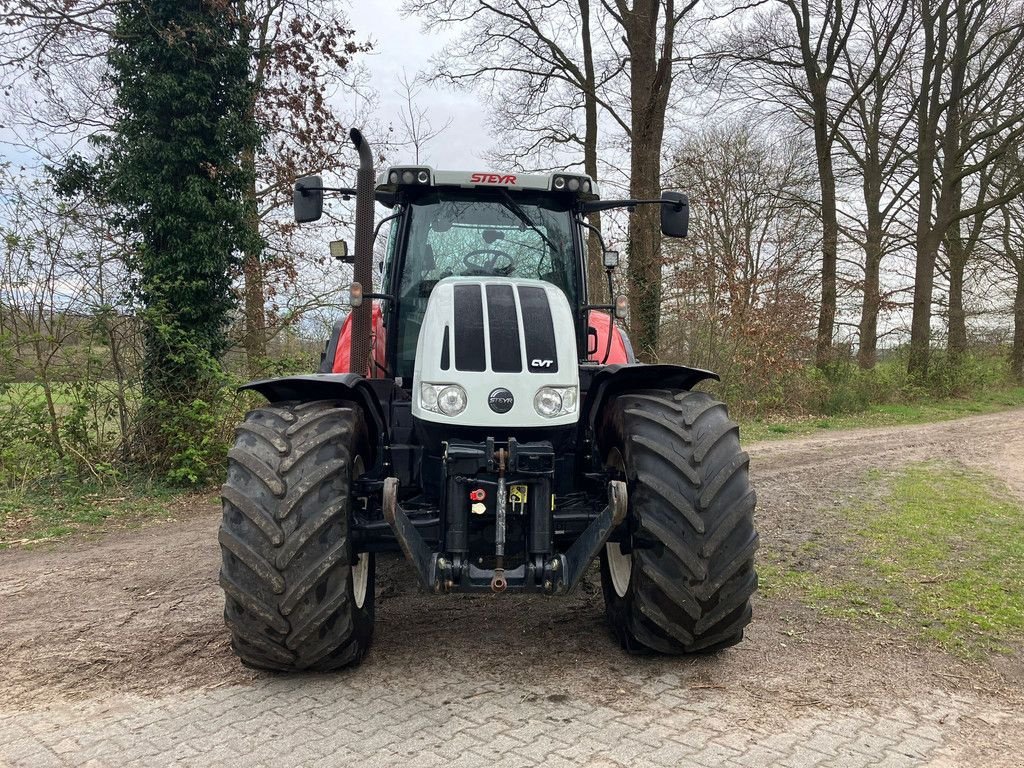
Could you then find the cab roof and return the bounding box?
[375,166,600,207]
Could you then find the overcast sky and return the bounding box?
[0,2,494,174]
[347,2,493,171]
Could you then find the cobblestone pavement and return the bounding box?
[2,663,1016,768]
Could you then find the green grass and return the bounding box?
[0,482,186,548]
[762,463,1024,656]
[741,387,1024,442]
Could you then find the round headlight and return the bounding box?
[402,170,415,184]
[420,383,438,412]
[417,170,429,183]
[438,385,468,417]
[389,171,399,184]
[583,180,592,193]
[568,178,580,192]
[553,177,566,190]
[534,387,563,418]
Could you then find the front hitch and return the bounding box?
[382,476,627,595]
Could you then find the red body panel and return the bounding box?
[587,311,630,364]
[331,303,389,377]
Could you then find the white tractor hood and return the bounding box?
[412,277,581,428]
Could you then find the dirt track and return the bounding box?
[2,410,1023,766]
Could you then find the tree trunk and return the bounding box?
[623,0,669,362]
[240,145,266,376]
[909,233,938,377]
[945,226,969,364]
[858,167,884,369]
[811,83,838,368]
[580,0,606,302]
[858,240,882,369]
[1013,265,1024,383]
[238,0,266,377]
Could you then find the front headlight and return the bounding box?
[438,385,468,416]
[420,383,467,417]
[534,386,578,418]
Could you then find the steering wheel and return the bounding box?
[462,249,514,275]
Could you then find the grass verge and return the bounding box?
[0,482,196,549]
[760,463,1024,656]
[741,387,1024,442]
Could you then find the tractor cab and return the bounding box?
[382,176,586,381]
[319,165,636,381]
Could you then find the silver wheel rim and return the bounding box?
[350,455,368,609]
[352,553,369,609]
[604,447,631,598]
[606,541,632,597]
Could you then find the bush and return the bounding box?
[700,344,1015,420]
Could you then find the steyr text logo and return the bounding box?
[471,173,517,185]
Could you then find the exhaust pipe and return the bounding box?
[349,128,375,376]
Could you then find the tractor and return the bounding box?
[218,129,758,671]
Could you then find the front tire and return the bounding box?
[598,389,758,653]
[219,400,375,671]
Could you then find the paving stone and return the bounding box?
[0,664,1000,767]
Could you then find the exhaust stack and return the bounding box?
[349,128,375,376]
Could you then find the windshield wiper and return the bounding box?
[498,190,560,254]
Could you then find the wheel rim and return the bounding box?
[606,541,632,597]
[605,447,631,597]
[350,455,368,609]
[352,553,369,609]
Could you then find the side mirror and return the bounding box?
[660,192,689,238]
[294,175,324,223]
[330,240,353,263]
[614,295,629,320]
[603,250,619,269]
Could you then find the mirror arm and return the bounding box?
[373,212,401,242]
[580,198,682,213]
[577,216,609,253]
[298,185,359,200]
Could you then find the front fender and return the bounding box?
[582,363,719,435]
[239,373,388,460]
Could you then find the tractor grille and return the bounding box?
[450,283,559,374]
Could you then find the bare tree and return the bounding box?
[601,0,700,360]
[662,124,819,406]
[907,0,1024,376]
[236,0,370,375]
[719,0,868,367]
[832,0,915,368]
[1000,198,1024,382]
[392,69,452,164]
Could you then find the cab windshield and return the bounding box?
[390,190,578,379]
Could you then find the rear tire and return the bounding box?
[598,389,758,653]
[219,400,375,671]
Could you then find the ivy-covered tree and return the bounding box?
[100,0,256,477]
